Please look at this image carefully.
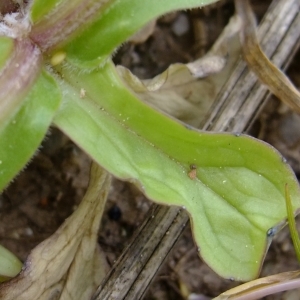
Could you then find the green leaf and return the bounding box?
[0,70,61,191]
[54,60,300,281]
[0,245,22,282]
[285,184,300,262]
[52,0,219,69]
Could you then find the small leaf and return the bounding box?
[0,245,22,283]
[0,163,110,299]
[0,70,61,191]
[54,60,300,281]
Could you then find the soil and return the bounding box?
[1,0,300,299]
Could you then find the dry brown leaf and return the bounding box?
[235,0,300,113]
[0,162,110,300]
[117,15,242,127]
[129,19,157,44]
[213,270,300,300]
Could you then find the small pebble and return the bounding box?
[24,227,33,236]
[172,14,190,36]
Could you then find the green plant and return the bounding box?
[214,184,300,299]
[0,0,300,284]
[0,245,22,283]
